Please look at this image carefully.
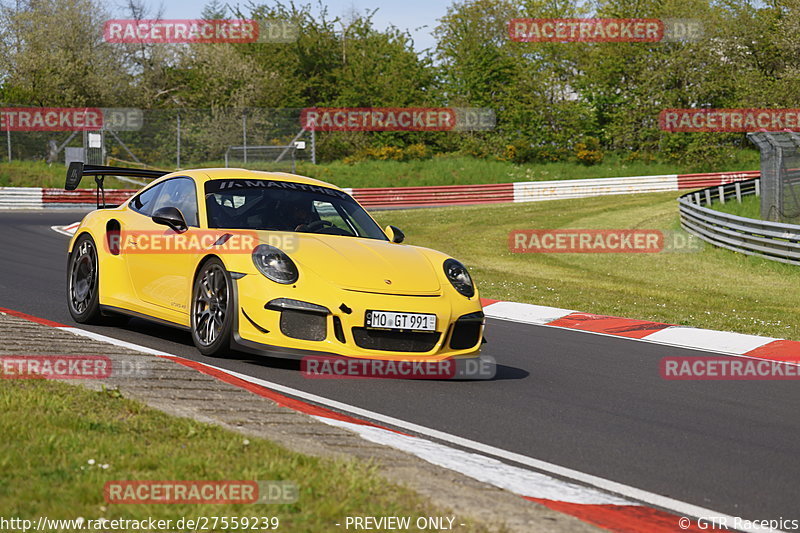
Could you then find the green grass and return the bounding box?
[1,150,760,190]
[372,191,800,340]
[709,194,761,219]
[294,155,691,189]
[0,379,489,531]
[0,161,136,189]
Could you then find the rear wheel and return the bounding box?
[191,258,234,356]
[67,234,102,323]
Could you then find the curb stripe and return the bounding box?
[547,313,673,339]
[481,301,800,364]
[0,307,68,327]
[643,327,777,355]
[744,340,800,363]
[479,301,575,325]
[526,498,709,533]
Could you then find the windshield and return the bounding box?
[204,179,388,240]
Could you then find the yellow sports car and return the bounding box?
[65,164,485,362]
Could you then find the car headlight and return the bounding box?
[443,258,474,298]
[252,244,298,284]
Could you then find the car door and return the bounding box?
[124,177,201,317]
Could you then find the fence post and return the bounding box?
[718,185,725,204]
[755,180,760,197]
[704,189,712,205]
[176,112,181,169]
[735,181,741,202]
[242,111,247,164]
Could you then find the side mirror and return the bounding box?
[152,206,188,233]
[385,225,405,244]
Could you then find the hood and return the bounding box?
[259,232,442,295]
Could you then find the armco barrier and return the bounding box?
[513,175,678,202]
[676,170,759,189]
[353,171,758,208]
[0,187,43,209]
[678,178,800,265]
[0,170,760,210]
[351,183,513,208]
[41,188,135,209]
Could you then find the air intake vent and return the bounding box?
[280,310,326,341]
[449,312,483,350]
[352,327,439,352]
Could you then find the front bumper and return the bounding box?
[231,275,484,361]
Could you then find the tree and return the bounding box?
[0,0,133,106]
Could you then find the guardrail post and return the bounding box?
[755,180,760,197]
[694,192,700,204]
[718,185,725,204]
[735,181,741,202]
[705,189,712,205]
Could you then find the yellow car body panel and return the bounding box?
[68,168,484,361]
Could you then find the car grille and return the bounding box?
[351,327,440,352]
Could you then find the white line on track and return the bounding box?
[51,223,80,237]
[56,323,779,533]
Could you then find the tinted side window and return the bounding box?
[130,183,164,217]
[150,178,199,227]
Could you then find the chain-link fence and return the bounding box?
[748,131,800,223]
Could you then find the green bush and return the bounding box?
[342,143,433,164]
[574,137,604,166]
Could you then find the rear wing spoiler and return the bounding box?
[65,162,170,209]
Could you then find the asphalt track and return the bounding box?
[2,210,799,523]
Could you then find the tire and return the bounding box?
[67,234,102,323]
[191,258,234,357]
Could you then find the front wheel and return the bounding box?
[191,258,234,356]
[67,234,102,323]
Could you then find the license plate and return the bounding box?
[365,310,437,332]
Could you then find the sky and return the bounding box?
[134,0,455,52]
